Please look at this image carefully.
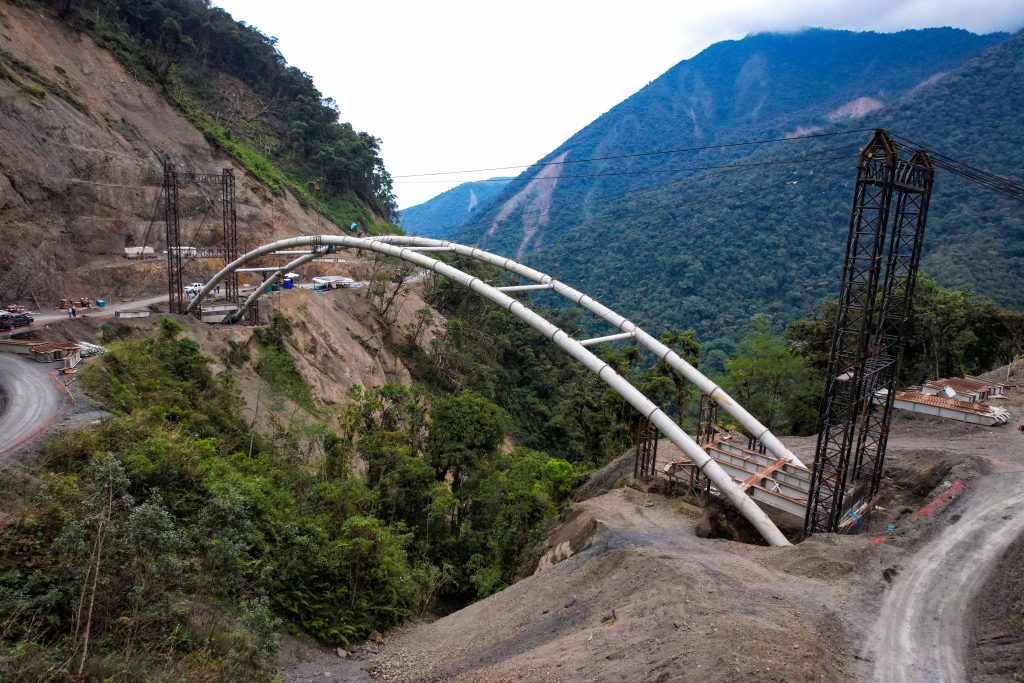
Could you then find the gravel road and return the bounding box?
[0,353,64,462]
[28,293,169,327]
[866,472,1024,683]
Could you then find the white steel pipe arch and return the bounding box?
[224,251,324,324]
[187,235,793,546]
[370,236,807,472]
[210,235,808,473]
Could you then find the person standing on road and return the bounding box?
[67,307,73,319]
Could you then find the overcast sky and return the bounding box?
[213,1,1024,209]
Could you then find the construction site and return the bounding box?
[1,4,1023,680]
[0,123,1020,681]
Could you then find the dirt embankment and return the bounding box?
[367,488,861,683]
[21,277,436,446]
[0,1,343,306]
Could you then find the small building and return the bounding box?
[920,376,1006,403]
[0,338,40,355]
[311,275,355,290]
[29,342,82,363]
[124,246,155,259]
[0,339,83,365]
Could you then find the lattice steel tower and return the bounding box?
[221,169,239,303]
[164,165,240,314]
[164,163,184,314]
[804,130,934,535]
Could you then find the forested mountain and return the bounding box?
[442,27,1022,364]
[398,178,511,238]
[453,28,1006,258]
[0,0,396,302]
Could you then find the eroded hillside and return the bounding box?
[0,2,354,303]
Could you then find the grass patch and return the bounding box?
[253,312,314,410]
[0,60,45,99]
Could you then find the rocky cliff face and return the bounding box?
[0,2,338,306]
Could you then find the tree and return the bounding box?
[787,275,1024,385]
[913,276,975,378]
[724,314,819,435]
[641,327,701,427]
[425,393,509,490]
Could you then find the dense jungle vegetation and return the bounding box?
[2,262,709,680]
[0,315,592,679]
[786,274,1024,383]
[31,0,396,227]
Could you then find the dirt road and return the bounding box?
[0,353,64,462]
[27,293,169,327]
[866,473,1024,682]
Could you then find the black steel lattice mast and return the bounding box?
[164,165,240,313]
[222,169,239,303]
[851,150,934,496]
[804,131,934,535]
[804,130,898,534]
[164,163,184,315]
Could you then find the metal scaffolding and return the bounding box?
[221,169,239,303]
[633,418,660,480]
[804,130,933,535]
[696,393,719,448]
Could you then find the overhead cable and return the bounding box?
[392,127,875,178]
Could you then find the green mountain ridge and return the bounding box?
[452,28,1007,255]
[533,29,1024,364]
[436,27,1022,363]
[398,177,512,238]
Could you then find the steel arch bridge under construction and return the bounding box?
[186,235,811,547]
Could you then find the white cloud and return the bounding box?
[212,0,1024,208]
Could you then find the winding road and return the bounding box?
[0,353,65,462]
[867,473,1024,682]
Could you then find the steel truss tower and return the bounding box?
[163,165,239,314]
[164,163,183,314]
[804,130,934,535]
[221,169,239,303]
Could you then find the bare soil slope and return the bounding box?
[368,488,864,683]
[0,2,339,304]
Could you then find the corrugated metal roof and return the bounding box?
[30,343,80,352]
[894,391,995,415]
[924,376,1004,395]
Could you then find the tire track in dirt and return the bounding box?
[866,474,1024,683]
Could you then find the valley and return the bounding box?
[0,1,1022,682]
